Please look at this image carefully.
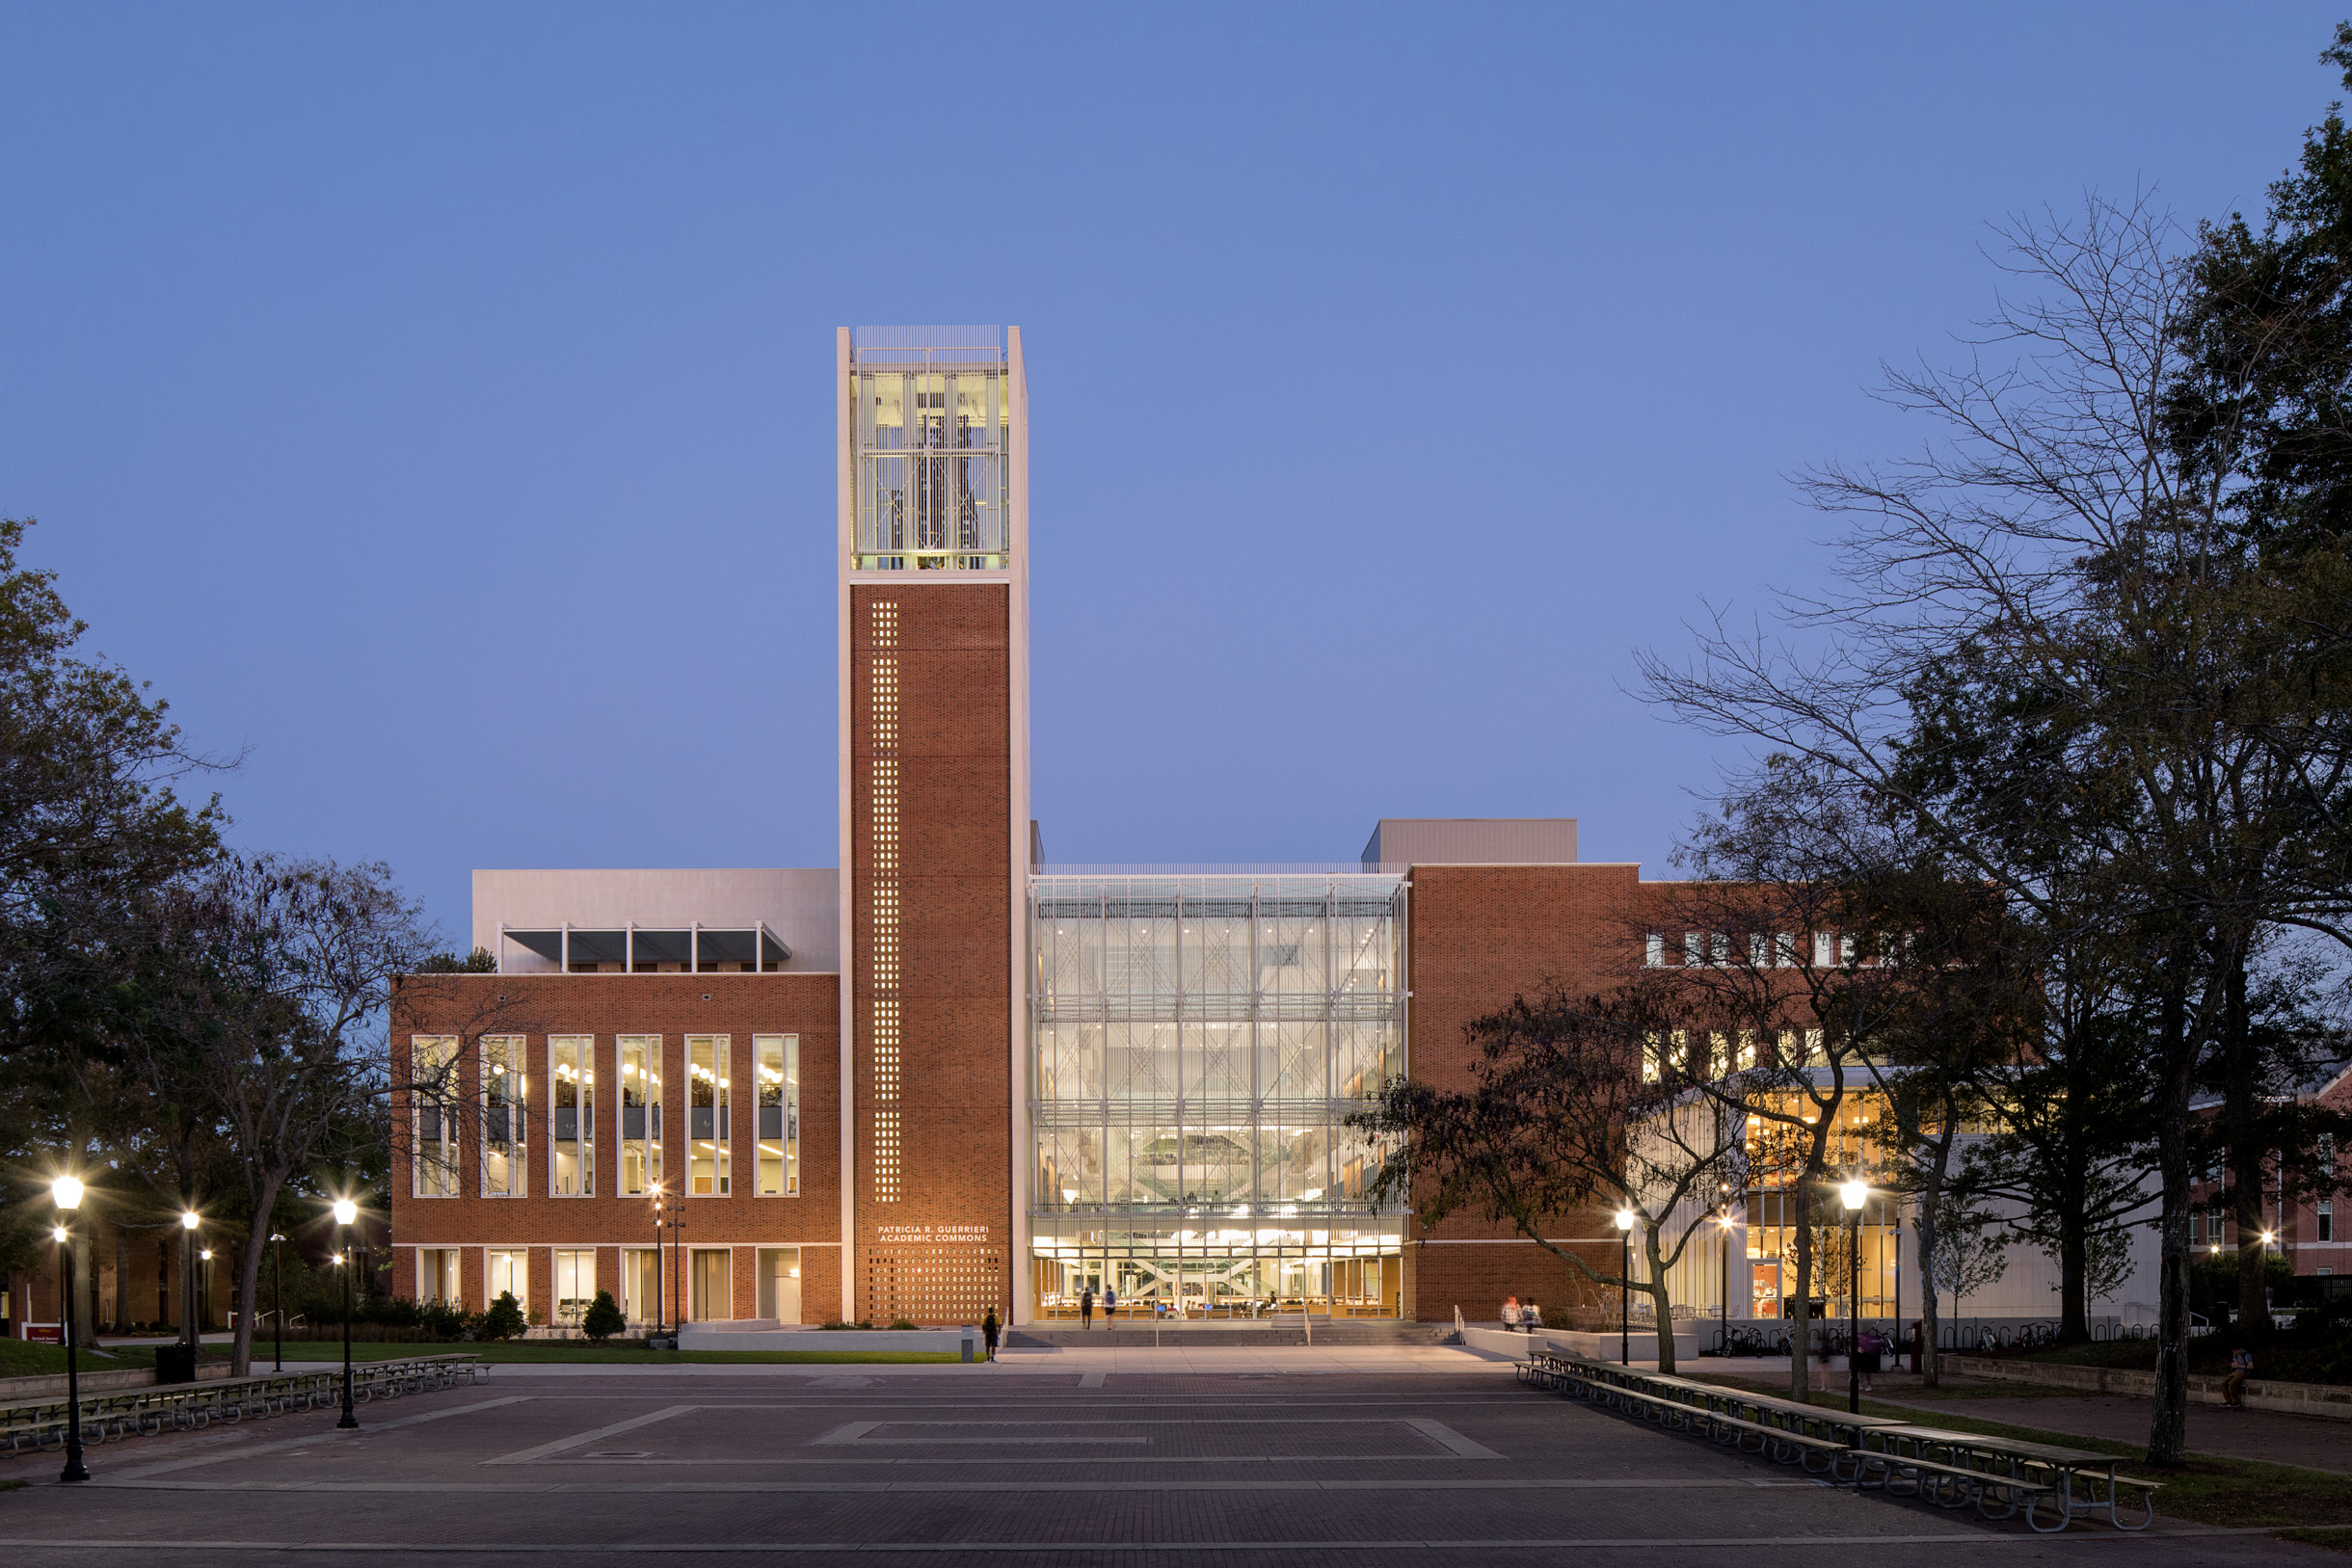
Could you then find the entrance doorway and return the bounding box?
[758,1247,802,1324]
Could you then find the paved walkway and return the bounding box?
[0,1363,2327,1564]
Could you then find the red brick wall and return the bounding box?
[849,583,1013,1323]
[1404,863,1672,1320]
[387,972,842,1316]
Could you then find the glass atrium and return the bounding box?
[1029,873,1407,1317]
[850,326,1010,571]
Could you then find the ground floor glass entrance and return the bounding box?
[1030,1219,1403,1319]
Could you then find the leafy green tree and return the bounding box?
[0,517,220,1285]
[1358,986,1751,1373]
[481,1290,526,1342]
[582,1290,626,1341]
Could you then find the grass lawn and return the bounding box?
[1681,1370,2352,1534]
[255,1341,961,1366]
[0,1340,163,1379]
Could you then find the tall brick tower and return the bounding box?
[837,327,1030,1325]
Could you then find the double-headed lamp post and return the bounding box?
[333,1198,359,1429]
[1841,1179,1869,1415]
[51,1176,90,1483]
[1615,1208,1636,1365]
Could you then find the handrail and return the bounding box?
[1515,1349,2158,1533]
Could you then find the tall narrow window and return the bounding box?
[553,1249,596,1326]
[621,1248,658,1324]
[2323,1202,2335,1243]
[487,1249,526,1316]
[620,1036,662,1197]
[417,1248,459,1304]
[482,1036,525,1197]
[756,1035,798,1196]
[687,1036,731,1196]
[550,1036,594,1196]
[412,1036,460,1197]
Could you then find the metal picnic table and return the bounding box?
[1856,1422,2159,1532]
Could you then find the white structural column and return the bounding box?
[1005,325,1033,1324]
[835,325,857,1322]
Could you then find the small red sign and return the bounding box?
[25,1323,62,1343]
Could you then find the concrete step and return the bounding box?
[1008,1320,1455,1348]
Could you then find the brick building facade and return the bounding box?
[384,326,1683,1330]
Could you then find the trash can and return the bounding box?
[154,1343,198,1385]
[961,1327,975,1364]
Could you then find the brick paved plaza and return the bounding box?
[0,1354,2334,1565]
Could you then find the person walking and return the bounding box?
[2225,1344,2253,1408]
[1080,1287,1095,1330]
[1855,1326,1883,1393]
[1103,1285,1117,1322]
[982,1307,1001,1363]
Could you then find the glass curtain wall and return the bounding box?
[851,328,1009,571]
[1029,874,1407,1318]
[1743,1089,1901,1318]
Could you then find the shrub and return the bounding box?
[582,1290,627,1342]
[889,1318,921,1330]
[481,1290,526,1342]
[818,1319,873,1331]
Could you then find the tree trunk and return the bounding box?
[2150,975,2197,1466]
[1916,1189,1941,1389]
[2234,1138,2270,1338]
[2058,1188,2091,1343]
[229,1172,284,1378]
[112,1225,129,1333]
[1789,1206,1814,1400]
[1645,1226,1675,1373]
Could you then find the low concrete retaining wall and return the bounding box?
[0,1367,158,1400]
[676,1327,971,1354]
[1943,1353,2352,1421]
[0,1362,230,1400]
[1463,1324,1701,1365]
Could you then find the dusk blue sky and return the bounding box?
[1,4,2341,950]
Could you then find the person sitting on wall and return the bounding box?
[1502,1295,1523,1333]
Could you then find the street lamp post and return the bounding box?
[333,1199,359,1430]
[179,1209,200,1353]
[271,1233,287,1372]
[671,1205,686,1340]
[1615,1208,1635,1365]
[200,1249,213,1339]
[1720,1207,1736,1348]
[653,1196,665,1342]
[51,1176,89,1483]
[1841,1179,1868,1415]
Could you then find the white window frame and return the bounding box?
[552,1248,597,1327]
[755,1034,799,1197]
[619,1035,663,1198]
[482,1035,527,1198]
[686,1035,731,1198]
[486,1248,528,1318]
[411,1036,461,1198]
[549,1035,595,1197]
